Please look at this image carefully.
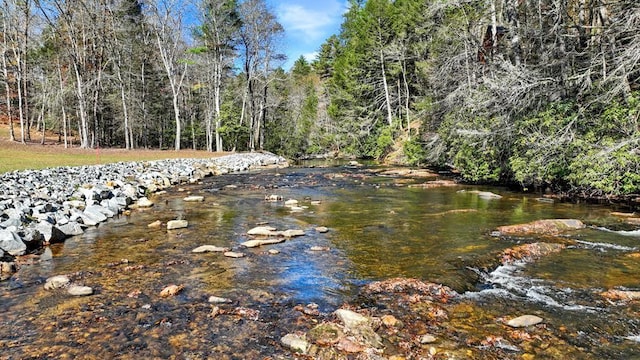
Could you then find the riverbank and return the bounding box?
[0,152,288,276]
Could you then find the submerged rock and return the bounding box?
[192,245,230,253]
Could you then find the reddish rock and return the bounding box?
[497,219,585,236]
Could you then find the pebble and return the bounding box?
[281,333,309,354]
[136,197,154,208]
[44,275,71,290]
[315,226,329,233]
[167,220,188,230]
[242,239,285,248]
[507,315,543,328]
[268,249,280,255]
[67,285,94,296]
[208,296,233,304]
[192,245,230,253]
[183,195,204,202]
[224,251,245,258]
[147,220,162,228]
[310,246,330,251]
[420,334,437,344]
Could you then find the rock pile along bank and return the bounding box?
[0,152,287,275]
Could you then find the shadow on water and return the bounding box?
[1,164,640,358]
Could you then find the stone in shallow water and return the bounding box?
[247,226,277,236]
[315,226,329,233]
[167,220,188,230]
[224,251,245,258]
[335,309,369,329]
[44,275,71,290]
[241,239,285,248]
[183,195,204,202]
[281,333,309,354]
[147,220,162,228]
[67,285,93,296]
[192,245,230,253]
[507,315,543,328]
[136,197,154,208]
[208,296,232,304]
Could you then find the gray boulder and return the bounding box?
[35,221,67,243]
[0,229,26,256]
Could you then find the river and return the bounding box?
[1,163,639,359]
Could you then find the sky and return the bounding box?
[267,0,349,69]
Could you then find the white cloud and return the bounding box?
[275,2,342,43]
[303,52,319,62]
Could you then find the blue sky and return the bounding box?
[267,0,348,69]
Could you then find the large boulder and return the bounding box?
[0,229,26,256]
[35,221,68,243]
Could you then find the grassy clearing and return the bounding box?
[0,125,226,174]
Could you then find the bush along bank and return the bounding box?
[0,152,288,279]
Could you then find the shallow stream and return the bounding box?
[1,163,640,359]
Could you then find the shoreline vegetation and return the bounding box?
[2,124,640,212]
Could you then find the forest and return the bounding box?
[1,0,639,196]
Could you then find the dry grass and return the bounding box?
[0,125,227,174]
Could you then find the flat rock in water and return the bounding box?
[208,295,233,304]
[224,251,245,258]
[281,229,305,238]
[507,315,543,328]
[335,309,369,329]
[315,226,329,233]
[183,195,205,202]
[67,285,94,296]
[268,249,280,255]
[475,191,502,199]
[167,220,188,230]
[147,220,162,228]
[160,284,184,297]
[284,199,299,206]
[280,333,309,354]
[241,238,285,248]
[136,197,154,208]
[192,245,230,253]
[310,246,330,251]
[601,289,640,301]
[497,219,585,235]
[247,226,278,236]
[44,275,71,290]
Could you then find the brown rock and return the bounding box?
[497,219,585,236]
[159,284,184,297]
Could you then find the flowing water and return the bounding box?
[1,163,640,359]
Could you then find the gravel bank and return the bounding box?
[0,152,287,272]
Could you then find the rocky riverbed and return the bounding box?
[0,152,287,278]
